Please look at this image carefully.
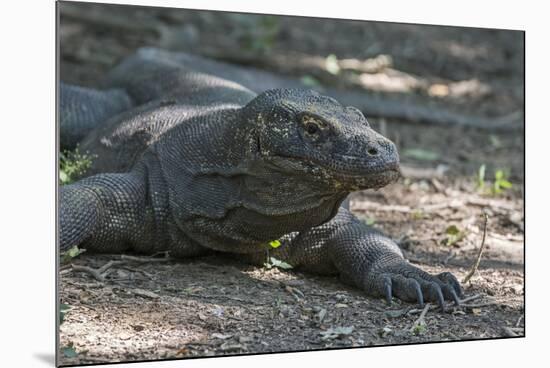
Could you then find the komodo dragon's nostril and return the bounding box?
[367,148,379,156]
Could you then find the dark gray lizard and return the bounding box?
[60,48,462,309]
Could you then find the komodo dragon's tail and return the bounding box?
[59,82,133,150]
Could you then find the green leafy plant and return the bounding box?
[476,165,513,195]
[62,343,78,358]
[365,217,376,226]
[411,209,424,220]
[492,169,513,194]
[264,257,293,270]
[269,240,281,248]
[61,245,86,264]
[325,54,341,75]
[411,324,426,335]
[59,303,71,325]
[59,149,95,185]
[444,225,466,246]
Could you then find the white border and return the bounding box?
[1,0,547,367]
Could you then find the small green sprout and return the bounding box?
[364,217,376,226]
[264,257,293,270]
[62,343,78,358]
[411,324,426,335]
[269,240,281,248]
[325,54,341,75]
[59,149,95,185]
[492,169,513,194]
[61,245,86,264]
[476,165,513,195]
[59,303,71,325]
[444,225,466,246]
[411,209,424,220]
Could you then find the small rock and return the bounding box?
[212,333,232,340]
[220,343,245,352]
[320,326,354,340]
[378,327,393,338]
[132,288,159,299]
[238,336,254,343]
[384,309,408,318]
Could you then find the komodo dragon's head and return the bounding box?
[243,89,400,191]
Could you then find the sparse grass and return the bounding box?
[476,164,513,196]
[443,224,466,246]
[59,149,95,185]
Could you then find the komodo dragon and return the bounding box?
[60,47,462,309]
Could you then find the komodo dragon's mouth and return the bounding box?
[267,152,401,188]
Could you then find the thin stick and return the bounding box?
[459,294,484,304]
[120,254,174,263]
[502,327,519,337]
[462,212,489,284]
[71,264,105,282]
[410,303,430,331]
[515,315,523,327]
[98,260,125,274]
[461,301,499,308]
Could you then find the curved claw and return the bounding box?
[423,281,445,311]
[450,288,460,306]
[441,284,461,306]
[411,279,424,307]
[363,261,463,311]
[438,272,464,298]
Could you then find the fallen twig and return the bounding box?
[462,212,489,283]
[120,254,174,263]
[68,255,170,282]
[459,294,484,304]
[409,303,430,332]
[461,301,499,308]
[98,260,125,274]
[502,327,517,337]
[71,264,105,282]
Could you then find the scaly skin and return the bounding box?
[60,48,462,309]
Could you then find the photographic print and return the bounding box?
[57,1,525,365]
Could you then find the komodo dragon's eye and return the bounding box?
[301,115,323,135]
[306,122,319,135]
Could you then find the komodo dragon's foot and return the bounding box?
[363,259,463,310]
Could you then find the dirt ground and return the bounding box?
[57,2,524,366]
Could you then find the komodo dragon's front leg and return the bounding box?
[265,207,463,309]
[59,169,152,253]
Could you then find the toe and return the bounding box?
[390,275,424,306]
[420,281,446,310]
[437,271,464,298]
